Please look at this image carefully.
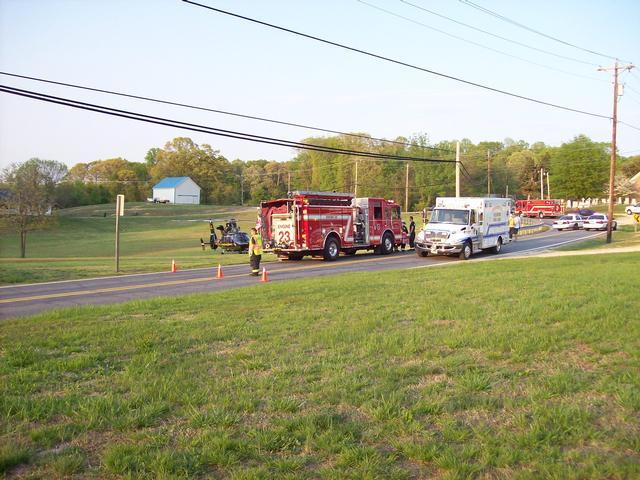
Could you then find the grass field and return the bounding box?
[1,253,639,479]
[0,203,275,284]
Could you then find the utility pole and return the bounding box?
[540,167,544,200]
[287,172,291,192]
[114,194,124,273]
[354,159,359,197]
[546,171,551,200]
[487,150,491,195]
[240,174,244,206]
[405,163,410,212]
[598,62,635,243]
[455,141,461,197]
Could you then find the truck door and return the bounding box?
[469,209,481,249]
[391,205,402,240]
[370,200,383,243]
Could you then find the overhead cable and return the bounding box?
[181,0,610,120]
[358,0,605,82]
[619,121,640,132]
[0,85,459,165]
[457,0,630,63]
[397,0,600,67]
[0,71,452,154]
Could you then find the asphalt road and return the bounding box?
[0,227,604,320]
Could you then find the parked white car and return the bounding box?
[584,214,617,231]
[625,204,640,215]
[551,214,583,230]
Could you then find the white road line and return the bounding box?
[408,231,605,269]
[0,264,242,290]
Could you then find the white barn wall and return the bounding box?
[175,178,200,205]
[152,187,175,203]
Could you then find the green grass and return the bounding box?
[1,253,639,478]
[0,202,275,284]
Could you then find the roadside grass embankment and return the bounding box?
[1,253,638,478]
[0,203,273,285]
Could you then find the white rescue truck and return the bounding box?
[415,197,512,260]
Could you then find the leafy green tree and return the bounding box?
[620,155,640,177]
[150,137,234,204]
[145,147,162,167]
[549,135,609,199]
[1,158,67,258]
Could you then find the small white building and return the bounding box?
[152,177,201,204]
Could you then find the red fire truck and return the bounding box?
[515,199,564,218]
[260,191,407,260]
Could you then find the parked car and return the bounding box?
[625,204,640,215]
[577,208,596,217]
[551,214,583,230]
[584,214,617,231]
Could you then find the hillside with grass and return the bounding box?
[1,253,638,478]
[0,203,269,284]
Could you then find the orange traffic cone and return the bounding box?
[261,267,268,283]
[215,264,223,279]
[171,259,177,273]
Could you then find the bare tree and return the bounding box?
[605,175,635,198]
[1,158,67,258]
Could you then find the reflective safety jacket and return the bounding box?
[249,234,263,255]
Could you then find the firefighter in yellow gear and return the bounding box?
[248,227,263,276]
[508,212,516,240]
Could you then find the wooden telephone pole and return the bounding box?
[598,62,635,243]
[487,150,492,195]
[405,163,410,212]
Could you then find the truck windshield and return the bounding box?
[430,209,469,225]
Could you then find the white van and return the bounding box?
[415,197,512,260]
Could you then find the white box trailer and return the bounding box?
[415,197,512,260]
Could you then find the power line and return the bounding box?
[181,0,610,120]
[397,0,601,68]
[623,83,640,98]
[457,0,629,63]
[0,71,453,155]
[619,121,640,132]
[0,84,459,166]
[357,0,605,83]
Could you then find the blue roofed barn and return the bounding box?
[152,177,201,204]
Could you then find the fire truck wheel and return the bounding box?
[538,211,544,218]
[380,232,394,255]
[459,241,472,260]
[323,237,340,261]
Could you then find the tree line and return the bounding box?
[3,134,640,211]
[2,134,638,258]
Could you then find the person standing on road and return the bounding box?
[508,212,515,240]
[409,216,416,249]
[513,212,522,241]
[248,227,262,276]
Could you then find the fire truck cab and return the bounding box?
[260,191,406,261]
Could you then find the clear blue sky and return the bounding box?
[1,0,639,170]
